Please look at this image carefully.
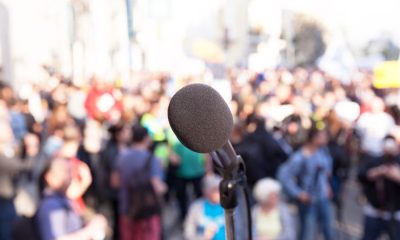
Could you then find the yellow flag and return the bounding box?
[374,61,400,89]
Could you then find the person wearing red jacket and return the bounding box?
[84,76,122,123]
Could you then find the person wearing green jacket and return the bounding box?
[171,141,208,220]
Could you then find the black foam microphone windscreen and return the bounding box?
[168,83,234,153]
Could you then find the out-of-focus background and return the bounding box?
[1,1,400,240]
[1,0,400,86]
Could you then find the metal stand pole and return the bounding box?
[224,209,236,240]
[212,142,252,240]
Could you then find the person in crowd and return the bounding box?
[0,82,13,104]
[36,156,107,240]
[43,124,64,157]
[22,133,41,161]
[243,114,288,180]
[356,96,395,162]
[84,76,122,123]
[171,141,207,220]
[281,113,309,152]
[99,123,131,240]
[232,120,268,189]
[114,124,166,240]
[67,84,88,124]
[326,111,351,221]
[20,99,41,137]
[0,101,30,240]
[358,135,400,240]
[278,125,334,240]
[57,124,92,215]
[184,174,226,240]
[252,178,295,240]
[8,97,28,144]
[141,101,167,143]
[13,132,41,217]
[46,104,73,136]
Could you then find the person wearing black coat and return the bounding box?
[358,136,400,240]
[233,114,288,189]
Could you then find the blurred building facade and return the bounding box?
[0,0,130,87]
[1,0,400,87]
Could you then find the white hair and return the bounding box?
[202,174,222,193]
[253,178,282,203]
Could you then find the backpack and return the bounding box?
[127,153,161,220]
[12,215,40,240]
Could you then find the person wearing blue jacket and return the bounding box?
[278,126,334,240]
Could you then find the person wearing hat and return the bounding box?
[184,174,226,240]
[252,178,295,240]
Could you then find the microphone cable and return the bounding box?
[241,181,253,240]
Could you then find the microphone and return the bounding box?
[168,83,252,240]
[167,83,237,168]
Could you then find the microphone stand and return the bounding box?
[211,142,252,240]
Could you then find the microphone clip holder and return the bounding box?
[218,156,247,210]
[211,142,251,240]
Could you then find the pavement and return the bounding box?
[336,179,363,240]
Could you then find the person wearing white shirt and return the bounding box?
[357,97,395,158]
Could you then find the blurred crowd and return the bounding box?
[1,67,400,240]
